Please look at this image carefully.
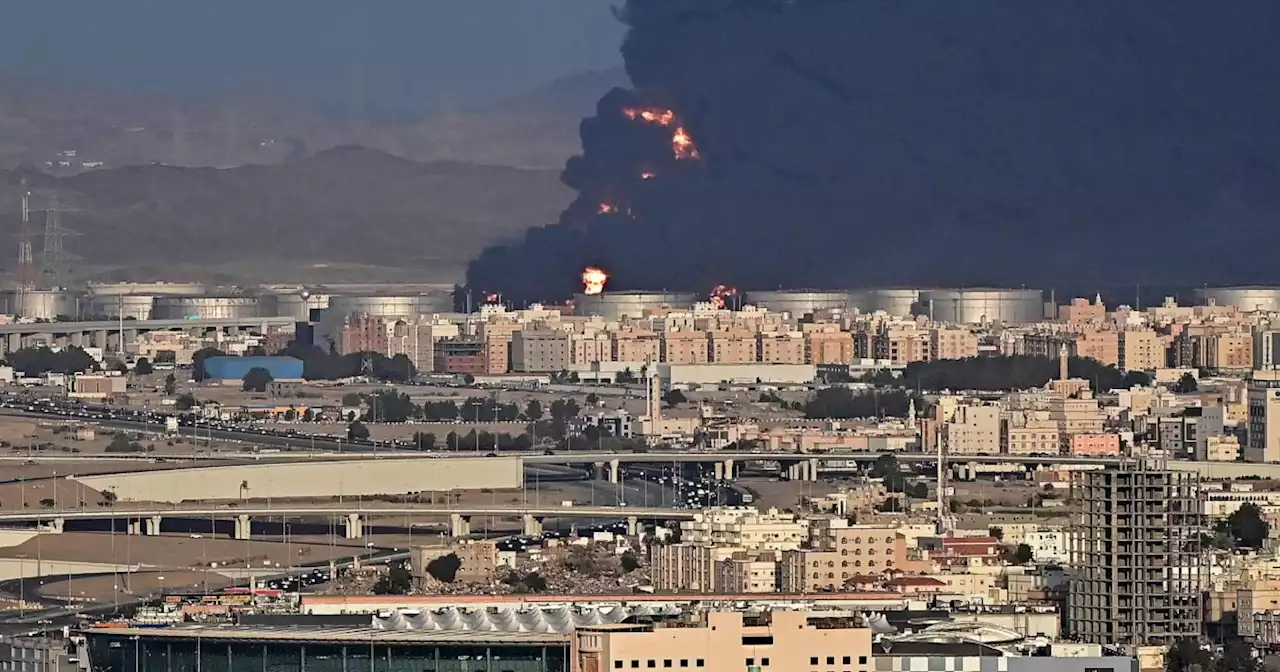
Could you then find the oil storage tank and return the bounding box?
[866,288,922,317]
[743,290,870,317]
[151,296,261,320]
[326,294,422,321]
[259,291,330,321]
[1195,286,1280,312]
[917,288,1044,324]
[86,294,156,321]
[574,291,697,320]
[0,289,82,320]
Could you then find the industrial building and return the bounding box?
[1066,462,1205,646]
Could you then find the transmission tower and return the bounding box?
[36,190,79,288]
[16,188,35,296]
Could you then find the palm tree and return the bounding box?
[240,480,250,500]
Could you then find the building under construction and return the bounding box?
[1066,461,1206,646]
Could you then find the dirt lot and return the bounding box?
[0,532,363,569]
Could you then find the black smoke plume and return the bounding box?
[468,0,1280,303]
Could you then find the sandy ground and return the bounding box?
[738,477,842,510]
[38,569,234,601]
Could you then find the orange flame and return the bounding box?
[672,127,699,160]
[622,107,675,126]
[709,284,739,310]
[485,293,500,304]
[640,171,656,180]
[582,266,609,295]
[598,202,616,214]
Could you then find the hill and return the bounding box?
[0,147,572,283]
[0,68,625,172]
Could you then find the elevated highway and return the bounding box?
[0,316,295,352]
[0,504,690,540]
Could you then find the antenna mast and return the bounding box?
[16,188,35,310]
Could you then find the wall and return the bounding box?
[76,457,523,503]
[0,559,140,581]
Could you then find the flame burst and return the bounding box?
[485,293,500,304]
[640,171,656,180]
[709,284,739,310]
[582,266,609,295]
[598,202,616,214]
[622,107,700,160]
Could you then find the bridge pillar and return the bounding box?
[784,462,801,480]
[966,462,979,482]
[126,519,141,535]
[47,517,65,534]
[93,330,109,349]
[450,513,472,538]
[69,332,84,348]
[5,334,19,354]
[714,462,724,481]
[146,515,162,536]
[522,514,544,537]
[808,458,820,482]
[234,514,252,540]
[344,513,364,539]
[723,459,735,480]
[625,515,639,536]
[608,459,620,484]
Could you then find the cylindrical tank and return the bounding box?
[0,290,83,320]
[416,293,454,315]
[85,282,207,297]
[326,294,423,321]
[916,288,1044,324]
[866,288,922,317]
[86,294,156,321]
[1194,286,1280,312]
[573,291,698,320]
[259,292,331,320]
[742,290,870,317]
[151,296,261,320]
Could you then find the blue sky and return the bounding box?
[0,1,625,114]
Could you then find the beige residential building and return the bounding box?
[612,330,661,363]
[650,543,717,592]
[928,326,979,361]
[1059,296,1107,324]
[571,332,614,365]
[804,326,855,364]
[411,541,498,587]
[1247,370,1280,463]
[576,611,872,672]
[1047,392,1105,454]
[1003,409,1060,455]
[1205,332,1253,371]
[1200,435,1241,462]
[1118,329,1163,372]
[943,403,1001,455]
[510,329,572,373]
[476,320,520,375]
[1073,330,1120,368]
[708,330,758,364]
[1239,577,1280,639]
[681,507,809,552]
[661,330,711,365]
[874,327,929,364]
[757,332,805,364]
[714,553,779,593]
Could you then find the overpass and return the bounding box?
[0,504,692,540]
[0,316,296,353]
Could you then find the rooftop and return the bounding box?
[82,625,568,646]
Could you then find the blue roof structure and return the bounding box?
[203,356,304,381]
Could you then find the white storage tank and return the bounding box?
[151,296,261,320]
[917,288,1044,324]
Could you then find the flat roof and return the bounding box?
[301,592,905,606]
[81,625,569,646]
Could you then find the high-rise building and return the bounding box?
[1066,462,1205,646]
[1246,369,1280,463]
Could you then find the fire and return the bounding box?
[672,127,699,160]
[622,107,674,126]
[582,266,609,295]
[640,171,656,180]
[485,293,500,304]
[622,106,700,160]
[709,284,739,310]
[598,202,616,214]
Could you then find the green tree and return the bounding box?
[174,393,197,411]
[100,490,117,506]
[413,432,437,451]
[242,367,274,393]
[907,481,929,499]
[585,392,600,406]
[163,373,177,395]
[989,526,1004,542]
[1174,372,1199,394]
[1012,543,1033,564]
[524,400,544,421]
[426,553,462,582]
[1224,503,1271,548]
[190,347,226,382]
[1164,637,1212,672]
[347,421,371,441]
[341,392,363,406]
[134,358,154,375]
[620,551,641,573]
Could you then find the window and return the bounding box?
[746,659,755,667]
[810,658,819,666]
[762,659,770,667]
[885,537,893,543]
[648,661,656,668]
[680,661,689,668]
[743,637,774,646]
[615,663,624,669]
[859,657,867,665]
[827,657,835,665]
[631,662,640,669]
[843,657,851,665]
[696,661,704,668]
[664,661,673,668]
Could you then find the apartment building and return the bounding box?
[1204,332,1253,371]
[928,326,979,361]
[1069,433,1120,456]
[1246,369,1280,463]
[337,313,390,355]
[1059,296,1107,323]
[1003,409,1060,455]
[681,508,809,552]
[476,320,520,375]
[942,404,1001,455]
[650,544,717,592]
[510,329,572,373]
[714,553,779,593]
[612,330,661,363]
[708,330,757,364]
[661,331,711,365]
[873,326,929,364]
[1118,329,1163,372]
[756,332,805,364]
[804,325,855,365]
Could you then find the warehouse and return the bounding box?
[202,356,304,385]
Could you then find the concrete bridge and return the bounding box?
[0,316,296,353]
[0,504,694,540]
